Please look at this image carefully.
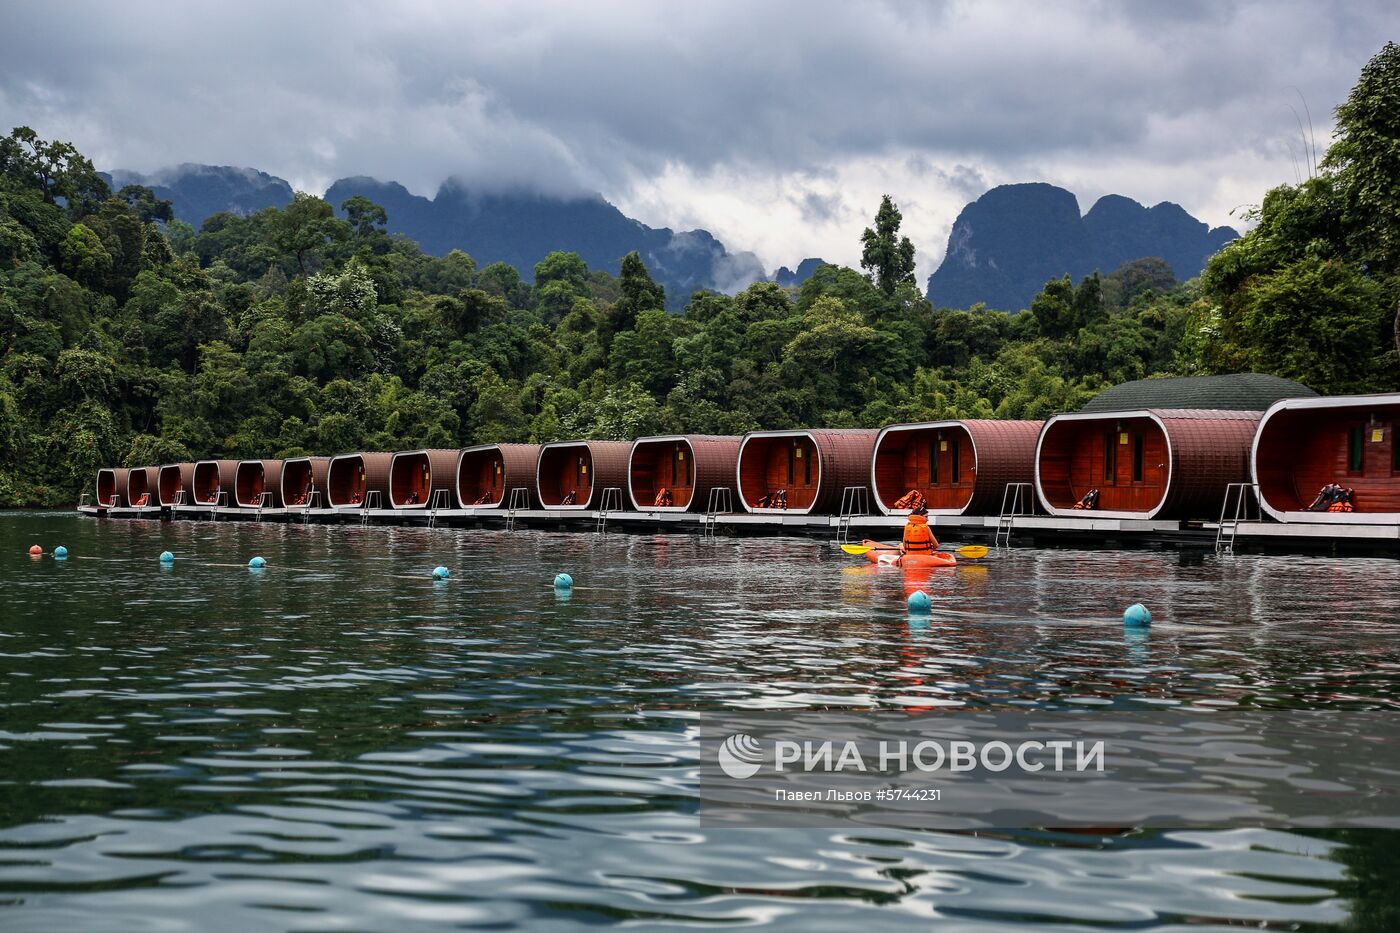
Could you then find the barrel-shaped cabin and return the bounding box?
[327,452,393,509]
[457,443,540,508]
[737,429,879,515]
[536,440,632,510]
[629,435,741,511]
[280,456,330,509]
[158,462,195,507]
[871,420,1042,515]
[1035,409,1262,520]
[234,459,283,508]
[95,467,129,508]
[126,466,161,510]
[1252,394,1400,523]
[389,449,459,509]
[192,459,239,506]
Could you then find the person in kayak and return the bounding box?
[901,506,938,555]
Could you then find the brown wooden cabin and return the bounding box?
[125,466,161,510]
[389,449,458,509]
[235,459,283,508]
[158,462,195,507]
[1035,409,1262,520]
[872,420,1043,515]
[457,443,540,508]
[192,460,239,506]
[280,456,331,509]
[1253,394,1400,523]
[737,429,879,515]
[629,435,741,511]
[536,440,632,510]
[327,452,393,508]
[95,467,129,508]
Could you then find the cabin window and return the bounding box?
[1349,427,1364,474]
[1132,434,1144,482]
[1103,434,1116,485]
[671,449,678,485]
[576,456,585,485]
[1393,425,1399,473]
[929,440,939,485]
[951,438,961,484]
[787,445,795,484]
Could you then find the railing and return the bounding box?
[596,487,623,533]
[78,492,90,511]
[252,491,273,521]
[301,488,321,523]
[995,483,1036,549]
[206,489,228,520]
[1215,482,1261,555]
[704,486,733,541]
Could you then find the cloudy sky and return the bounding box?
[2,1,1394,280]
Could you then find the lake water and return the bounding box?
[2,511,1399,930]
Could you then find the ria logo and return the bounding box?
[717,733,765,779]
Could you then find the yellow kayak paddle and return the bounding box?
[840,543,989,559]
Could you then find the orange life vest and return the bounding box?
[902,514,937,552]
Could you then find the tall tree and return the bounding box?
[860,195,917,297]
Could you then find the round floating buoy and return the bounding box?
[553,572,573,590]
[28,544,42,556]
[432,566,450,580]
[159,550,175,564]
[53,546,68,559]
[248,556,266,569]
[1123,603,1152,627]
[907,590,932,613]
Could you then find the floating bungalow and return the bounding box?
[536,440,632,510]
[327,452,393,509]
[235,459,283,508]
[628,435,742,511]
[281,456,330,509]
[737,429,879,514]
[95,467,129,508]
[1252,393,1400,523]
[871,420,1042,515]
[456,443,540,509]
[1034,374,1314,521]
[158,462,195,507]
[192,460,239,506]
[126,466,161,511]
[389,449,458,509]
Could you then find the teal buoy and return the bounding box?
[432,566,450,580]
[53,546,68,559]
[907,590,932,613]
[553,572,573,590]
[1123,603,1152,626]
[248,556,266,569]
[159,551,175,564]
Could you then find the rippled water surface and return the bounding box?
[3,511,1399,930]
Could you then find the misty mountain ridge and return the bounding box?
[927,182,1238,310]
[105,166,1231,312]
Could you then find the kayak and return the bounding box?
[861,540,956,569]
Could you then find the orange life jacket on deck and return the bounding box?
[894,489,926,511]
[902,514,937,552]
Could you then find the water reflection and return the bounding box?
[0,512,1397,929]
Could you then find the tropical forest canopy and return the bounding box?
[1,43,1398,506]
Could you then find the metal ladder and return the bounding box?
[703,487,732,541]
[506,487,529,531]
[995,483,1035,548]
[252,491,272,521]
[301,488,321,524]
[208,490,227,521]
[836,486,869,544]
[1215,482,1260,555]
[596,487,623,533]
[360,489,381,526]
[78,492,90,510]
[426,488,452,528]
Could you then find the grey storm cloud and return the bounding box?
[0,0,1395,270]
